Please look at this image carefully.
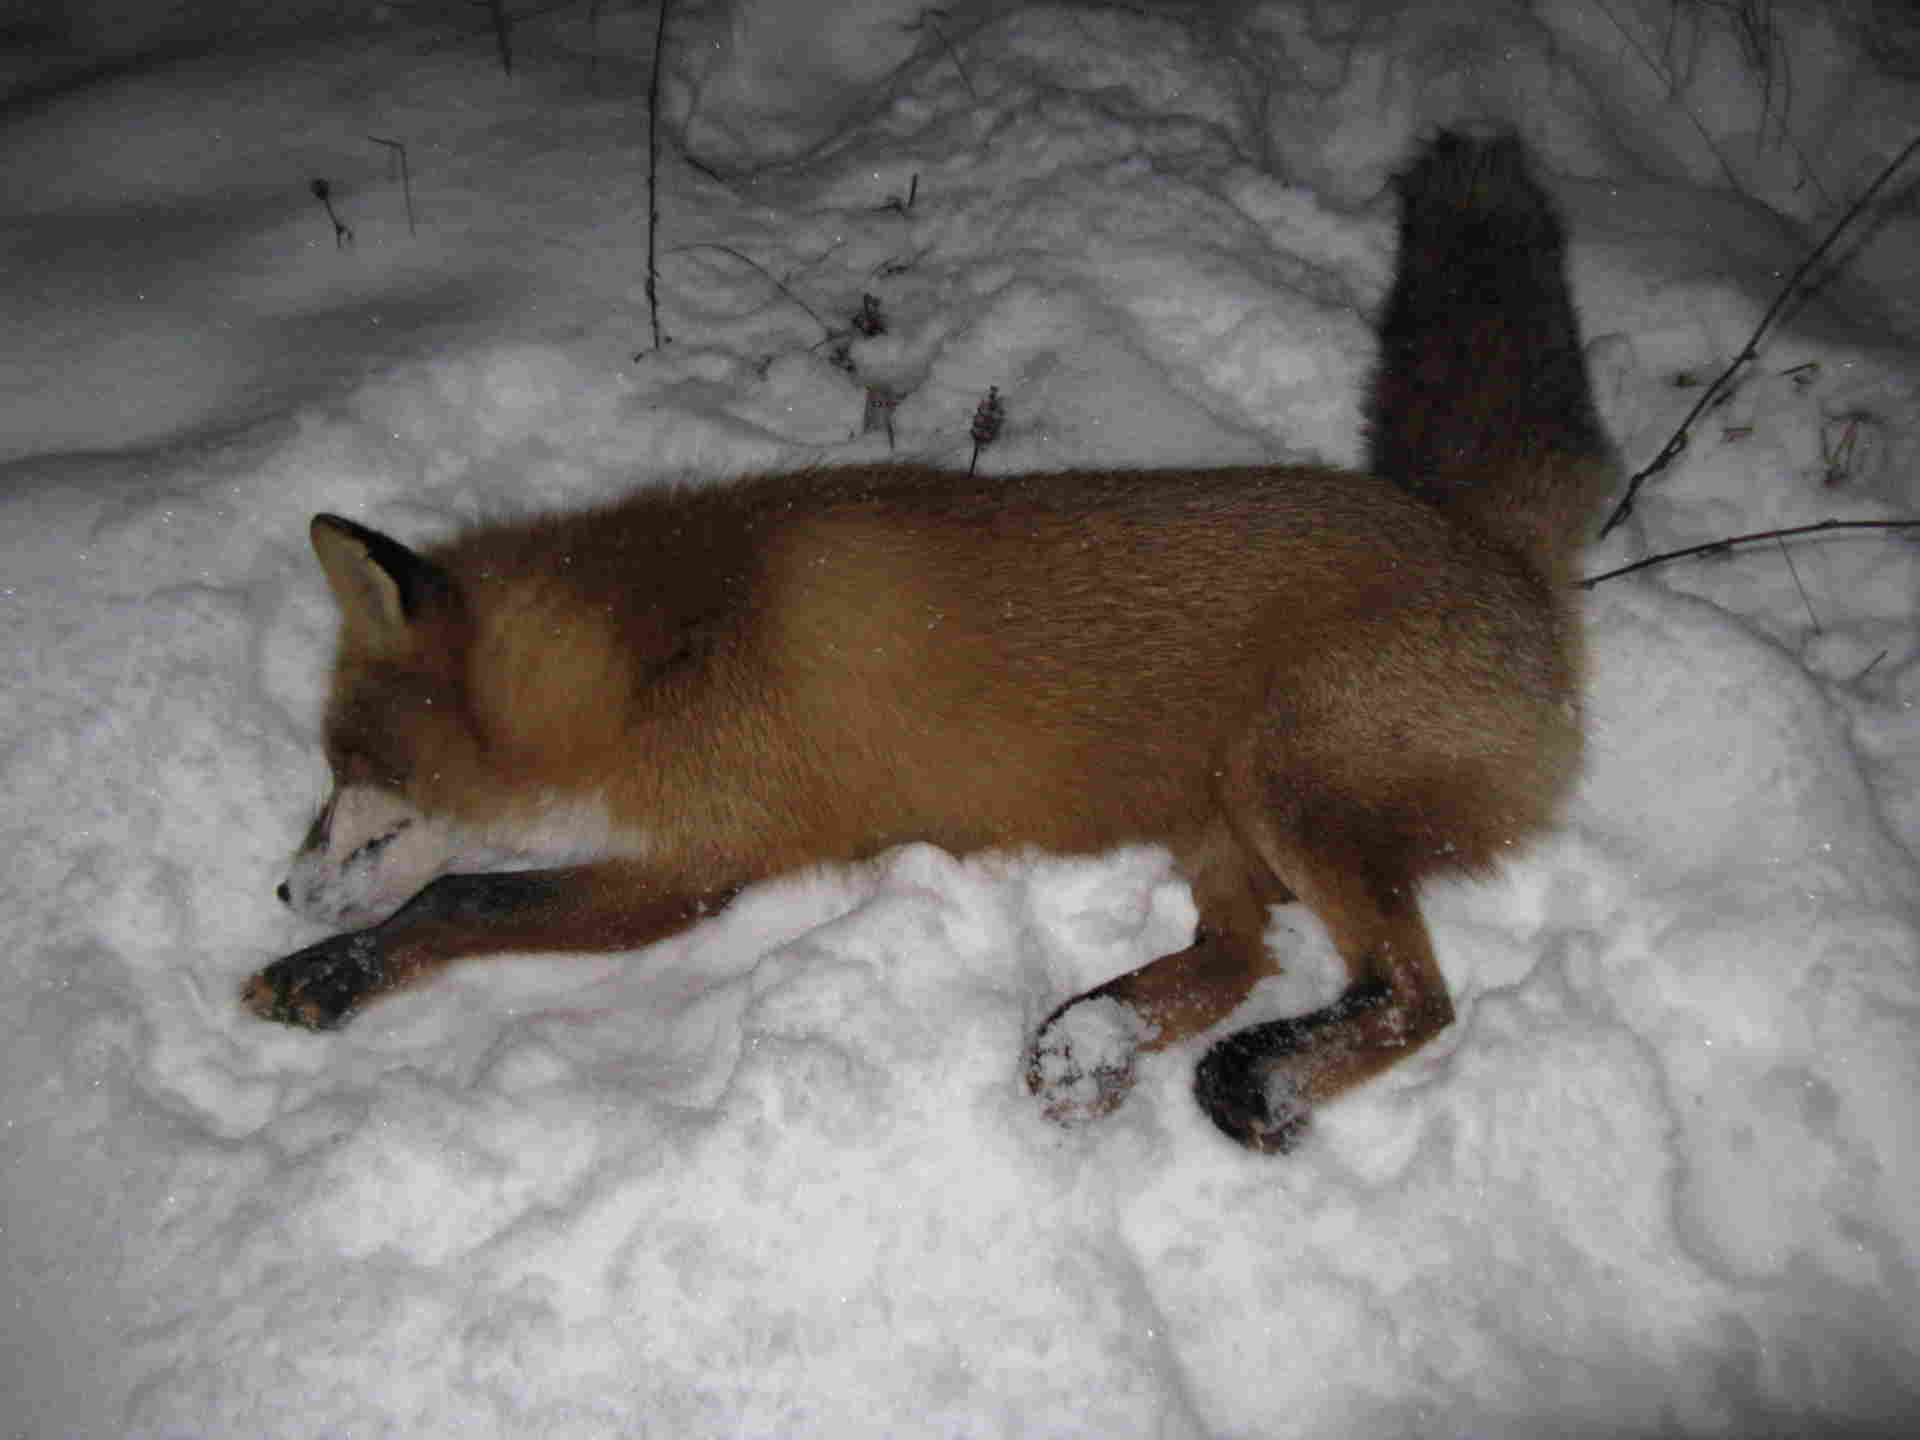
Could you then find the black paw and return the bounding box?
[243,931,385,1030]
[1193,1023,1310,1154]
[1193,982,1391,1153]
[1025,995,1147,1126]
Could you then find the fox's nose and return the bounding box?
[276,881,292,906]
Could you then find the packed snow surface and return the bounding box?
[3,1,1918,1435]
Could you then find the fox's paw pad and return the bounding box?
[1193,1028,1310,1154]
[243,933,383,1030]
[1025,995,1149,1126]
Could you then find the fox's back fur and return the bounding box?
[427,454,1595,886]
[256,132,1614,1153]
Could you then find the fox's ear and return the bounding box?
[310,514,458,649]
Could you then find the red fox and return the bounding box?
[249,132,1614,1152]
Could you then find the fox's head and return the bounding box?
[276,515,488,928]
[280,512,659,929]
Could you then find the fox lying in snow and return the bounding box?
[249,132,1614,1152]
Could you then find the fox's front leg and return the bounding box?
[245,862,732,1030]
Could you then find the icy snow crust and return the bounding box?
[3,2,1918,1435]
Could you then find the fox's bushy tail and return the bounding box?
[1365,131,1614,587]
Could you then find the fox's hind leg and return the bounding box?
[1024,772,1458,1150]
[1025,826,1288,1124]
[1032,129,1597,1148]
[1191,836,1453,1154]
[1179,130,1606,1151]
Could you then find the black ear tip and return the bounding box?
[312,513,375,545]
[309,511,455,621]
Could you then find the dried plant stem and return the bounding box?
[645,0,672,353]
[922,15,979,102]
[486,0,513,76]
[367,136,416,236]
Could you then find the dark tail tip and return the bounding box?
[1389,127,1562,251]
[1365,128,1611,519]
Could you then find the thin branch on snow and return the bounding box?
[664,243,833,339]
[366,136,416,236]
[1579,518,1920,589]
[644,0,672,354]
[1599,133,1920,539]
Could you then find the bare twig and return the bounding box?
[1579,518,1920,589]
[1592,0,1749,195]
[665,243,832,337]
[916,11,979,102]
[644,0,672,353]
[1599,133,1920,539]
[486,0,513,76]
[1776,537,1820,631]
[367,136,416,236]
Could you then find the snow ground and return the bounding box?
[2,1,1918,1435]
